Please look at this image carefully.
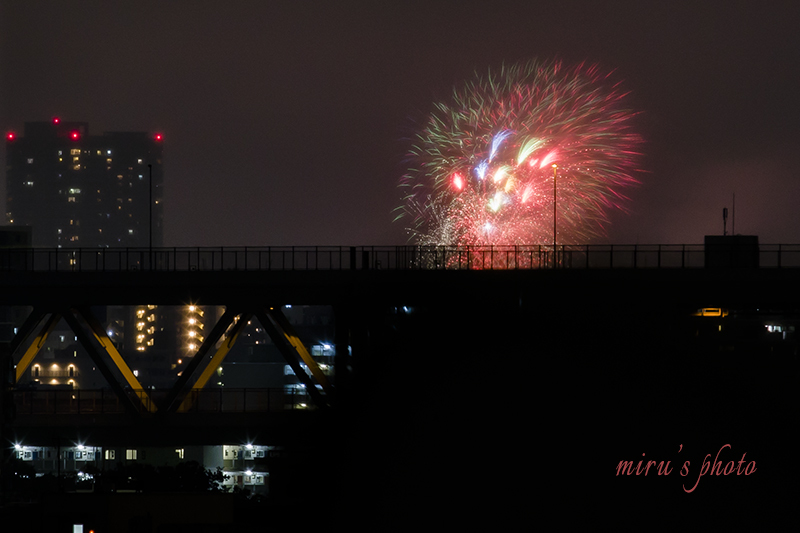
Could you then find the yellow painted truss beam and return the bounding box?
[178,312,251,412]
[73,307,156,413]
[255,309,328,409]
[268,307,332,396]
[15,312,61,383]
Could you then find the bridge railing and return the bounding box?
[2,244,800,271]
[11,387,317,415]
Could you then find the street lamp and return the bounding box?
[552,163,558,267]
[148,164,153,270]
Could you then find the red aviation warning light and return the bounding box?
[70,130,80,141]
[52,116,61,125]
[6,132,15,141]
[154,133,163,141]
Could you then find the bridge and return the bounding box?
[1,243,798,525]
[3,243,800,413]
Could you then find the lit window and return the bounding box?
[175,448,184,459]
[68,188,81,194]
[126,449,137,460]
[133,370,139,377]
[105,450,115,460]
[137,159,143,164]
[72,165,80,170]
[128,229,134,234]
[27,158,33,164]
[68,197,76,202]
[71,149,80,155]
[24,181,34,187]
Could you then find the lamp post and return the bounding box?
[552,163,558,267]
[148,164,153,270]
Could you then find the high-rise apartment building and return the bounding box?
[4,118,173,388]
[5,118,163,247]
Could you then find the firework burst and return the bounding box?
[398,59,643,246]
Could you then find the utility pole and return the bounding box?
[148,164,153,270]
[552,164,558,267]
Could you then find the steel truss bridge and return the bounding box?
[3,244,800,445]
[3,243,800,271]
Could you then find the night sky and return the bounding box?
[2,0,799,247]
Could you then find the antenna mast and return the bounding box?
[723,207,728,236]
